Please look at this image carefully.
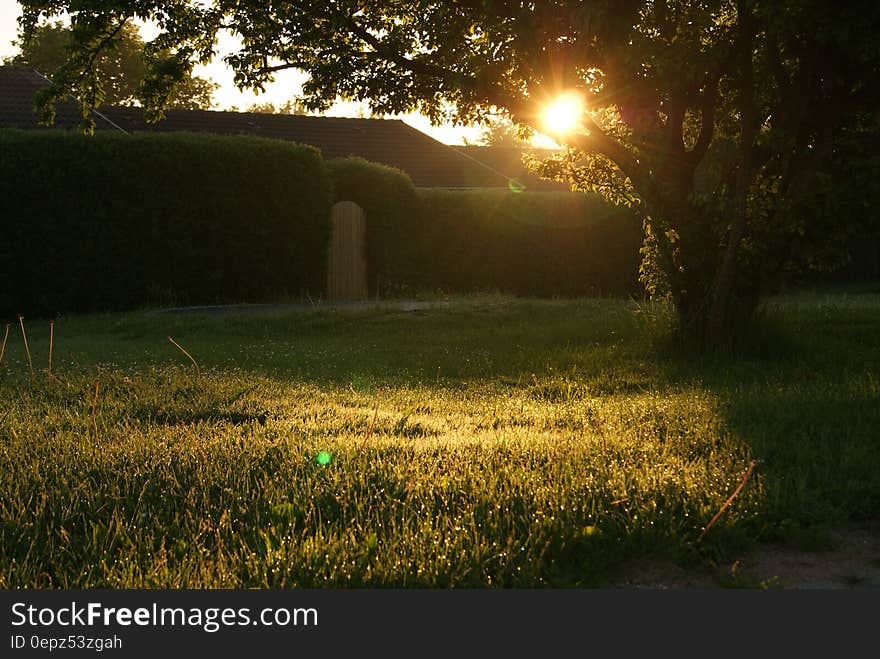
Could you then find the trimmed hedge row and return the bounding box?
[409,189,643,297]
[328,159,878,296]
[0,129,331,316]
[1,132,642,317]
[328,156,643,297]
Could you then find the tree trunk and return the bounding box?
[705,0,757,347]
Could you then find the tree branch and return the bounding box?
[73,18,129,88]
[664,94,687,156]
[286,0,450,79]
[689,78,718,164]
[567,114,663,210]
[252,62,301,75]
[687,40,738,165]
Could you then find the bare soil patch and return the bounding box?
[612,527,880,589]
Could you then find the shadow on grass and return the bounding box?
[2,293,878,585]
[645,303,880,557]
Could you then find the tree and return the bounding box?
[10,20,217,112]
[465,118,531,148]
[244,100,308,115]
[18,1,880,346]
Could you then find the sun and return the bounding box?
[541,92,584,137]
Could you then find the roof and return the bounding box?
[453,145,570,192]
[99,105,511,188]
[0,65,125,132]
[0,65,561,190]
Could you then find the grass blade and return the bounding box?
[0,323,9,363]
[168,336,201,377]
[18,315,33,378]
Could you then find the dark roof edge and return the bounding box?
[21,66,128,134]
[394,121,520,186]
[104,103,415,125]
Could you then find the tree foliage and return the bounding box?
[465,117,532,148]
[17,0,880,344]
[243,100,308,115]
[12,17,217,121]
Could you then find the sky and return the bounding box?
[0,3,485,145]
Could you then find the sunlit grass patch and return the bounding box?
[0,292,878,587]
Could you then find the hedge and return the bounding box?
[0,129,332,316]
[328,159,642,297]
[408,189,643,297]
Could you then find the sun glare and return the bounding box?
[542,92,584,137]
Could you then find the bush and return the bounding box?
[408,189,643,297]
[0,129,332,316]
[327,157,419,294]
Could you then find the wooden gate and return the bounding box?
[326,200,368,300]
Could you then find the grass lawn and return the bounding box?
[1,287,879,588]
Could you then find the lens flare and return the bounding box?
[316,451,332,465]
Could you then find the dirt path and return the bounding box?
[613,527,880,589]
[143,299,448,316]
